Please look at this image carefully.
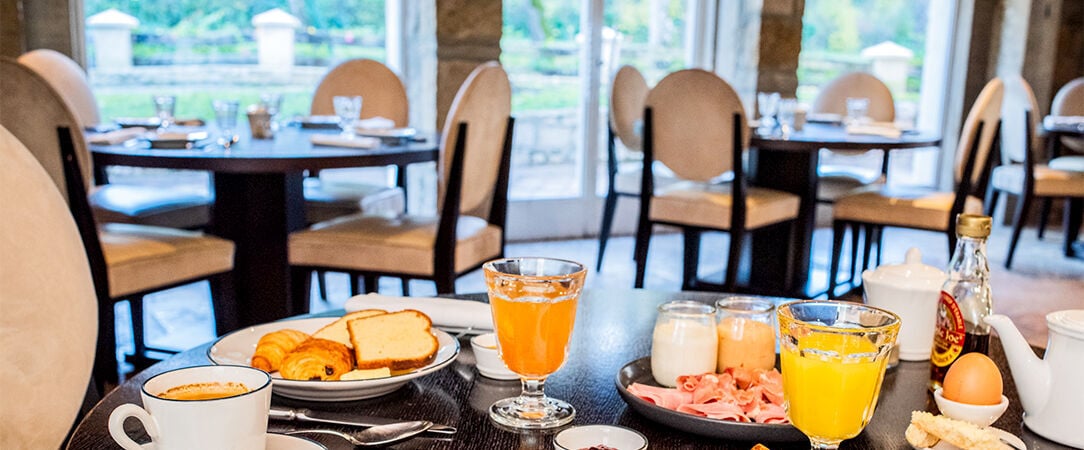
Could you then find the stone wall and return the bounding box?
[756,0,805,97]
[435,0,502,130]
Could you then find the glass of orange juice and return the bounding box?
[777,300,899,449]
[483,257,587,429]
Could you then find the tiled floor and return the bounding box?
[118,222,1084,377]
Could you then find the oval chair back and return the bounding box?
[17,49,101,128]
[610,65,650,152]
[310,58,409,126]
[812,71,896,122]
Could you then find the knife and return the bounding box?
[269,406,457,435]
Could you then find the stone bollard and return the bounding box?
[861,41,914,99]
[252,8,301,71]
[86,9,139,69]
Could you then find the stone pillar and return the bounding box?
[252,8,300,70]
[861,41,914,98]
[86,8,138,69]
[756,0,805,98]
[435,0,502,130]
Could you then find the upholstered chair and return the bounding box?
[827,78,1005,296]
[0,58,236,389]
[289,61,513,301]
[0,125,98,449]
[633,69,801,291]
[986,77,1084,268]
[598,65,649,270]
[1036,77,1084,239]
[17,49,212,230]
[811,71,897,202]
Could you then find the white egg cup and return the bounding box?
[553,425,648,450]
[933,388,1009,427]
[469,333,519,380]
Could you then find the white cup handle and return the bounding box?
[109,403,160,450]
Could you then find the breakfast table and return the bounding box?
[739,123,941,298]
[90,126,439,329]
[66,289,1071,449]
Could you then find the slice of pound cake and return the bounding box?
[348,309,439,371]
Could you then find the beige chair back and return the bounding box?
[610,65,649,151]
[1001,76,1042,164]
[645,69,746,183]
[0,58,94,198]
[437,61,512,218]
[954,78,1004,185]
[17,49,101,128]
[812,71,896,122]
[1052,77,1084,116]
[0,125,98,449]
[310,59,409,126]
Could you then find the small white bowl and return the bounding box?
[470,333,519,380]
[933,388,1009,427]
[554,425,648,450]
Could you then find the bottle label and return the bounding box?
[931,291,966,367]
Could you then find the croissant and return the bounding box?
[251,329,310,372]
[279,338,355,381]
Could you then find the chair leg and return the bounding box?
[847,224,861,283]
[681,228,701,290]
[1005,192,1033,269]
[984,186,1000,217]
[208,272,238,335]
[363,275,379,294]
[596,191,620,271]
[862,224,876,279]
[724,229,743,292]
[316,270,330,303]
[93,300,120,391]
[290,267,313,316]
[434,274,456,295]
[401,278,411,296]
[1065,198,1083,257]
[126,295,157,373]
[828,221,847,298]
[633,222,652,289]
[1037,198,1052,239]
[873,225,884,268]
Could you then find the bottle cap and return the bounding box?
[956,214,992,238]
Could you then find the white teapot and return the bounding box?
[862,248,946,361]
[985,310,1084,448]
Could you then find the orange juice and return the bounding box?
[781,333,887,441]
[490,294,578,377]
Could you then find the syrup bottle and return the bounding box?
[930,214,993,391]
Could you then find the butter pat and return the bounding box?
[339,367,391,380]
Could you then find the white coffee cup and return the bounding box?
[108,365,272,450]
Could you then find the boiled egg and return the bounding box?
[942,353,1003,405]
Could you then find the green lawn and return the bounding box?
[96,87,315,123]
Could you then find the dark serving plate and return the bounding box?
[615,357,806,443]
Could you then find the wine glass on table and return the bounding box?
[483,257,587,429]
[212,99,240,149]
[332,95,363,139]
[777,300,900,449]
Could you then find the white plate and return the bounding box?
[140,433,325,449]
[208,317,460,402]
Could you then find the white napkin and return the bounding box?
[356,117,396,130]
[86,127,146,145]
[344,293,494,331]
[310,134,381,149]
[846,124,902,139]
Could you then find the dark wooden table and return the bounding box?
[1041,117,1084,259]
[67,289,1069,449]
[91,126,438,328]
[746,123,941,297]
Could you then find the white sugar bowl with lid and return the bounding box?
[862,247,946,361]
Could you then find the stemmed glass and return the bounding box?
[212,99,240,149]
[153,95,176,130]
[757,92,780,135]
[777,98,798,137]
[778,300,900,449]
[483,257,587,429]
[333,95,363,139]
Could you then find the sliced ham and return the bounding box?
[753,403,788,424]
[677,401,750,422]
[627,382,693,410]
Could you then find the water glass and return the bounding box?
[777,98,798,137]
[484,257,587,429]
[715,297,776,372]
[778,300,899,449]
[845,97,870,125]
[212,99,240,149]
[333,95,363,138]
[153,95,176,129]
[757,92,780,134]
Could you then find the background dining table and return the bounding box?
[90,126,439,329]
[1041,116,1084,260]
[743,122,941,298]
[66,289,1070,449]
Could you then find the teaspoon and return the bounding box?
[286,420,433,446]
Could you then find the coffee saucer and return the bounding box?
[267,433,326,449]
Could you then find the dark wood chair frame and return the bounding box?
[596,119,642,271]
[290,118,514,310]
[827,119,1001,297]
[633,109,795,292]
[56,127,236,393]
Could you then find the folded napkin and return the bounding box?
[86,127,147,145]
[846,124,902,139]
[310,134,381,149]
[356,116,396,129]
[344,293,494,331]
